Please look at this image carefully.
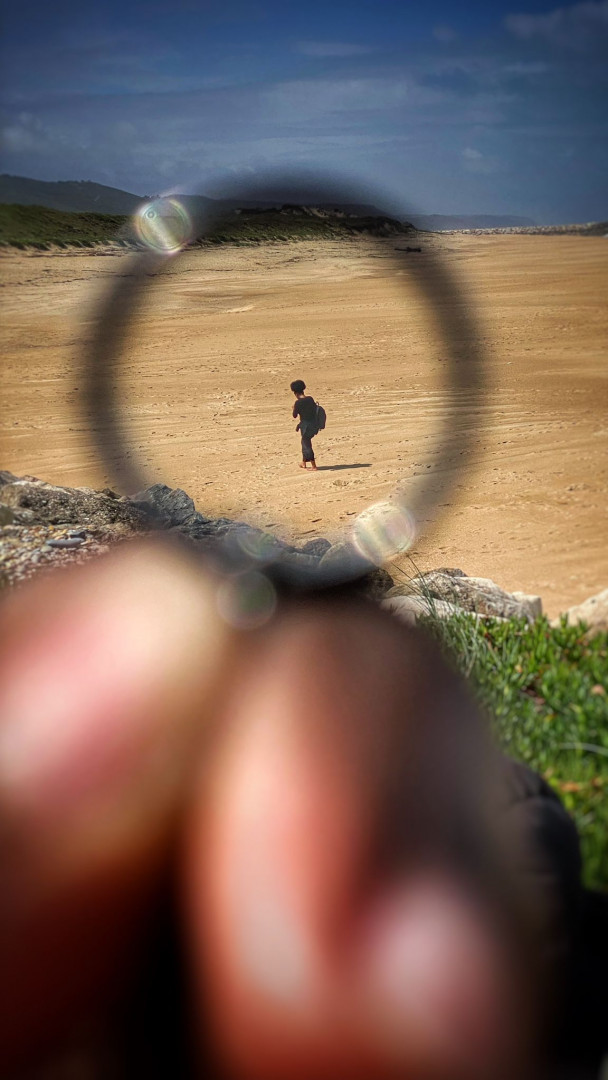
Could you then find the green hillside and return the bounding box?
[0,201,414,250]
[0,203,129,248]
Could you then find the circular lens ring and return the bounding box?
[85,174,484,592]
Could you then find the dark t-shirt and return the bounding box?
[292,395,317,423]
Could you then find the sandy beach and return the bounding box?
[1,233,606,616]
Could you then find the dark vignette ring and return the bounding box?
[84,173,485,595]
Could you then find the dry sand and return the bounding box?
[1,234,606,616]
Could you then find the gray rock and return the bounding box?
[555,589,608,633]
[316,542,396,593]
[0,505,16,525]
[410,570,536,621]
[299,537,332,558]
[363,566,395,599]
[46,537,85,549]
[512,591,543,619]
[274,550,323,582]
[0,470,19,487]
[431,567,467,578]
[319,541,373,579]
[385,567,466,599]
[130,483,202,527]
[179,520,299,570]
[382,594,461,626]
[0,479,148,529]
[180,515,235,540]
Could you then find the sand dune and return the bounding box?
[1,233,606,615]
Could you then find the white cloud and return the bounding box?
[505,0,608,47]
[295,41,375,58]
[462,147,483,160]
[259,75,451,123]
[433,24,458,43]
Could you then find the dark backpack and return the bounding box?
[315,402,327,430]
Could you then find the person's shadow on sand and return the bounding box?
[316,463,372,472]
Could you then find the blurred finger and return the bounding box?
[0,542,231,1071]
[185,601,523,1079]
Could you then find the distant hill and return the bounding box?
[412,214,536,230]
[6,177,605,235]
[0,175,147,215]
[0,202,414,248]
[4,176,574,235]
[0,175,395,222]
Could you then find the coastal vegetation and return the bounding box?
[426,611,608,889]
[0,202,412,249]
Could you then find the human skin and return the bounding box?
[0,544,526,1078]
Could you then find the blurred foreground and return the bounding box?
[0,544,606,1078]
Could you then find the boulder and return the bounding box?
[223,524,296,562]
[299,537,332,558]
[181,519,298,569]
[409,569,538,621]
[130,483,203,527]
[512,591,543,620]
[316,542,396,595]
[0,505,16,526]
[556,589,608,634]
[319,541,373,580]
[274,550,323,583]
[363,566,395,599]
[0,478,148,529]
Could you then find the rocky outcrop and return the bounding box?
[0,477,148,529]
[412,569,541,621]
[554,590,608,634]
[1,475,604,631]
[130,483,202,528]
[300,537,332,558]
[382,568,543,626]
[0,474,390,593]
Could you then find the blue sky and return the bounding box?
[1,0,607,222]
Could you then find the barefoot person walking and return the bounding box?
[291,379,319,470]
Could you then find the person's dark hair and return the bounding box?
[290,379,306,395]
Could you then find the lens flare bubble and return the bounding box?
[216,570,277,630]
[134,197,193,254]
[351,500,417,566]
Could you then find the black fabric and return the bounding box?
[294,396,318,460]
[301,430,316,462]
[293,395,318,423]
[497,757,608,1076]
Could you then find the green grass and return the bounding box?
[0,203,129,247]
[423,611,608,889]
[203,211,381,244]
